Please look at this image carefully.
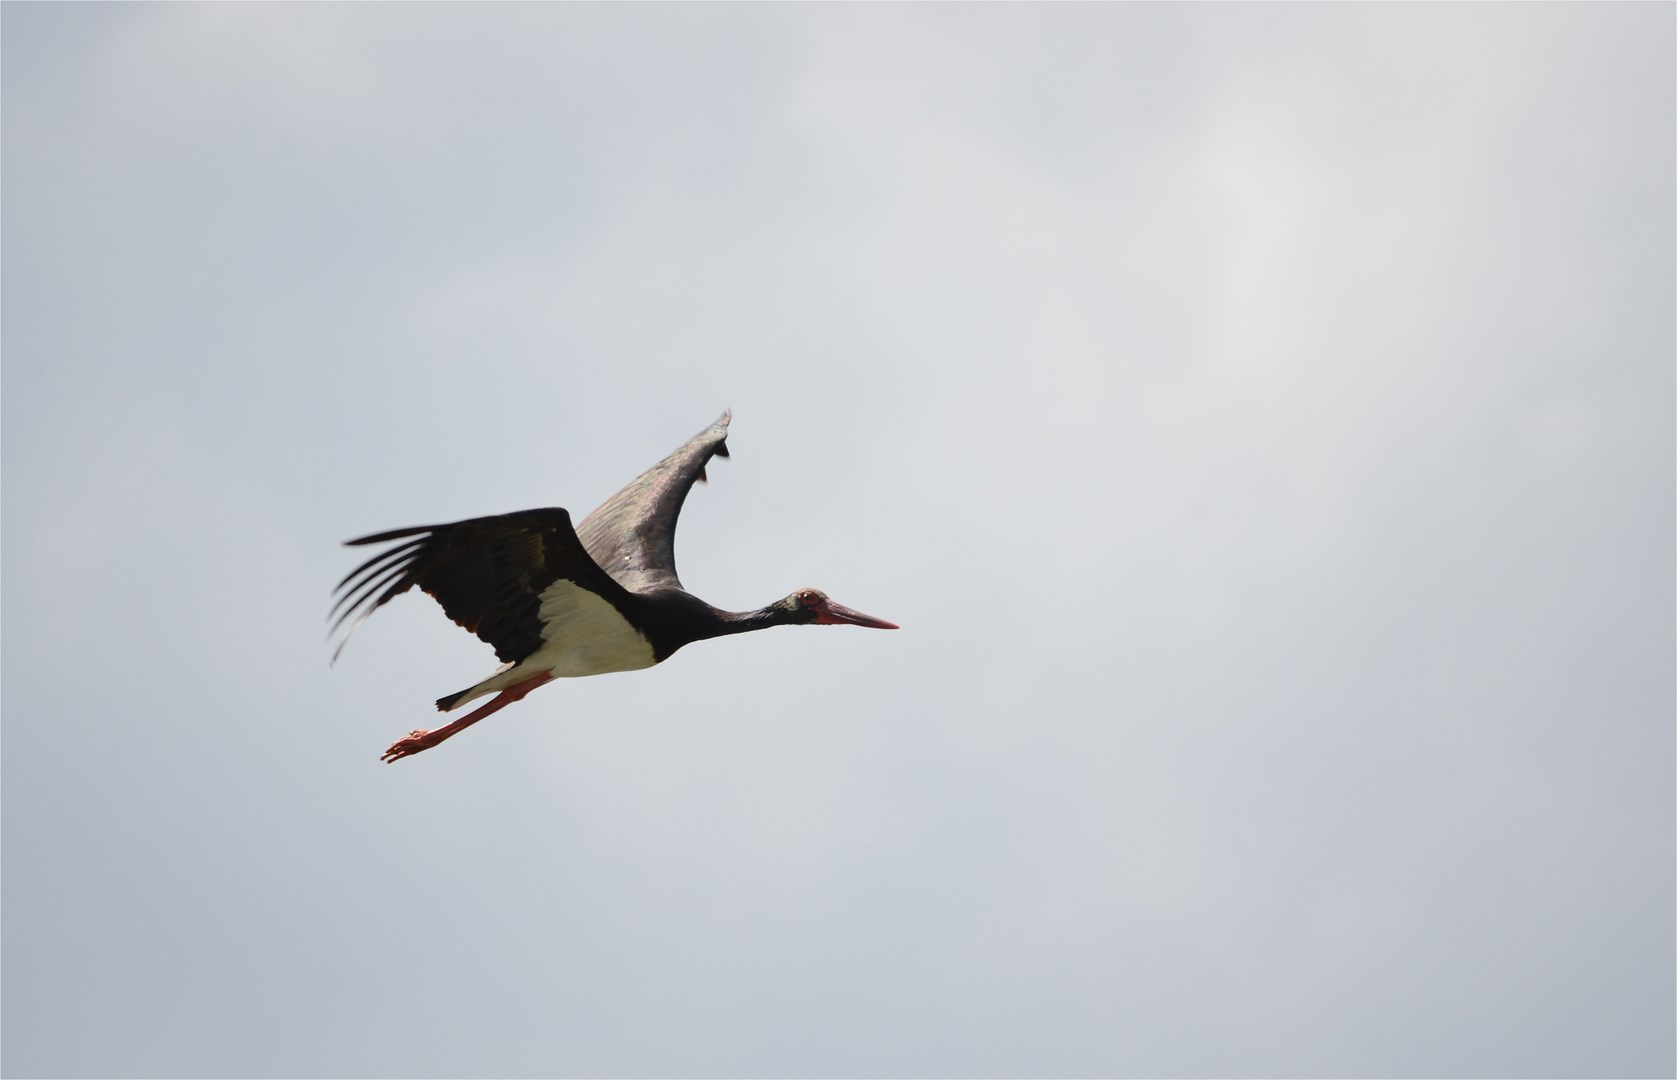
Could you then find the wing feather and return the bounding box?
[334,538,425,593]
[575,410,731,594]
[330,507,633,664]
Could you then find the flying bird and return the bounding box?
[331,410,897,763]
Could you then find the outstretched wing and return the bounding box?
[329,507,632,664]
[575,410,731,594]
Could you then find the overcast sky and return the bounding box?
[3,5,1672,1078]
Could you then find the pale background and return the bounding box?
[4,5,1673,1078]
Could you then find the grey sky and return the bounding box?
[3,4,1672,1078]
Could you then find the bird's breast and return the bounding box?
[531,579,658,677]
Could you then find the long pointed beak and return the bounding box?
[816,599,899,629]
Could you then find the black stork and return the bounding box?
[331,410,897,763]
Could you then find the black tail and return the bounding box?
[436,687,474,712]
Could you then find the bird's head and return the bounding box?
[778,588,899,629]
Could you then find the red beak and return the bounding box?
[815,599,899,629]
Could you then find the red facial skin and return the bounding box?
[804,591,898,629]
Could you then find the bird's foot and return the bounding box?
[381,729,436,764]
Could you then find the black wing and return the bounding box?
[575,410,731,594]
[329,507,632,664]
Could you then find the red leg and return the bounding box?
[381,672,555,764]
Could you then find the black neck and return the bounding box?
[636,590,789,660]
[697,604,788,640]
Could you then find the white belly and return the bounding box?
[528,578,657,677]
[439,580,658,712]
